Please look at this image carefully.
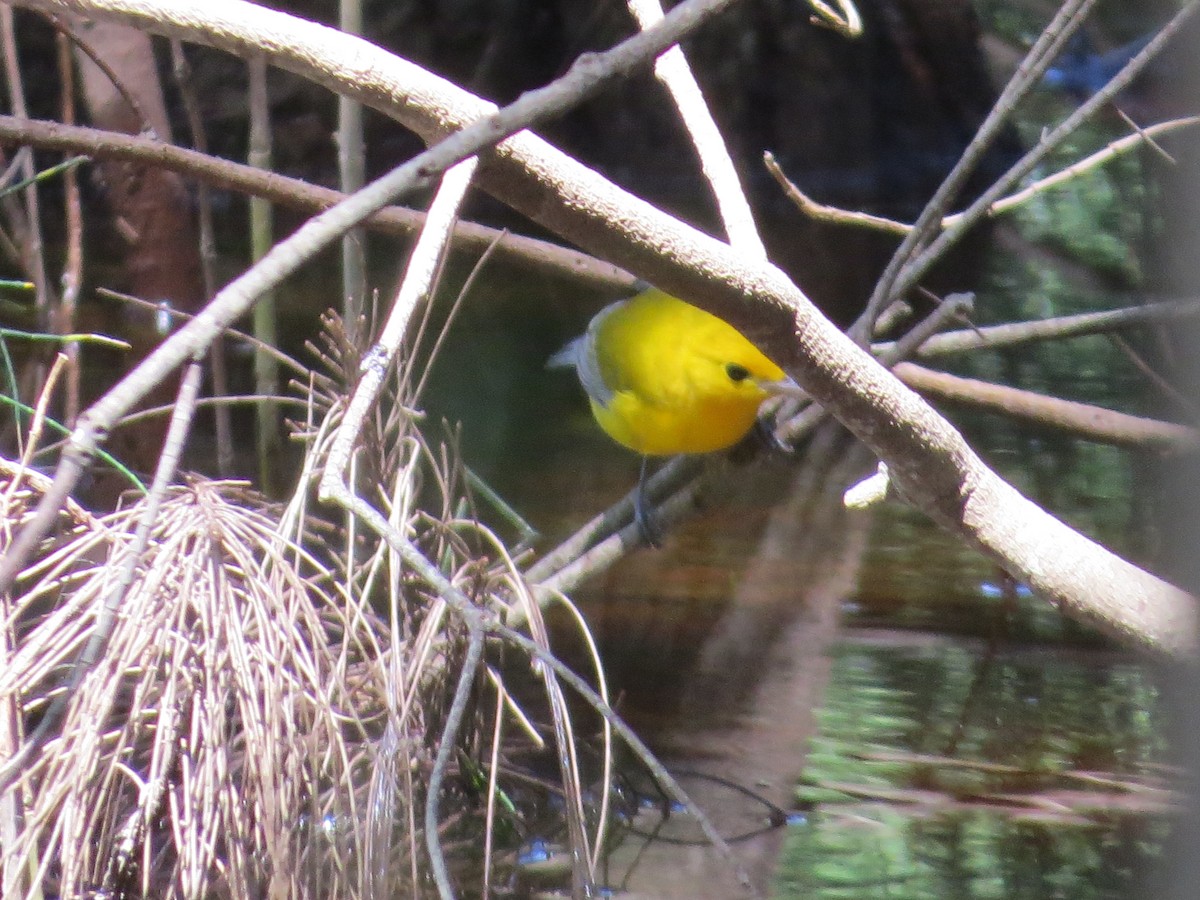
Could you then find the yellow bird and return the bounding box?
[549,288,787,538]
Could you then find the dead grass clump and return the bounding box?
[0,477,389,898]
[0,305,611,898]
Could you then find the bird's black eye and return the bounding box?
[725,362,751,383]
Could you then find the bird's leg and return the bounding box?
[634,456,663,548]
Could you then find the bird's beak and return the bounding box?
[760,377,806,400]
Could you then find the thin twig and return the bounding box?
[0,7,50,312]
[48,12,153,135]
[871,297,1200,359]
[1107,332,1200,421]
[95,286,305,377]
[410,231,507,405]
[56,30,84,425]
[2,352,67,511]
[763,150,908,236]
[875,294,975,366]
[768,118,1200,240]
[425,627,484,900]
[480,674,504,899]
[1113,105,1175,165]
[942,115,1200,228]
[170,39,233,476]
[113,393,313,428]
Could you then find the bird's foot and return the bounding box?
[753,417,793,455]
[633,487,664,549]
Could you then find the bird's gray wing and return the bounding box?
[546,300,623,408]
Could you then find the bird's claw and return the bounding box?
[633,487,663,549]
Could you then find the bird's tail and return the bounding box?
[546,337,583,370]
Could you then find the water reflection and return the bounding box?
[775,641,1171,899]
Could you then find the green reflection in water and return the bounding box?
[775,644,1170,899]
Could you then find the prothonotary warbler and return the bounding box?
[549,288,787,541]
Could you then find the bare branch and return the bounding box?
[857,0,1103,337]
[894,362,1199,452]
[943,116,1200,227]
[628,0,766,257]
[874,298,1200,359]
[805,0,861,38]
[768,117,1200,238]
[764,150,909,236]
[0,114,634,289]
[889,1,1200,306]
